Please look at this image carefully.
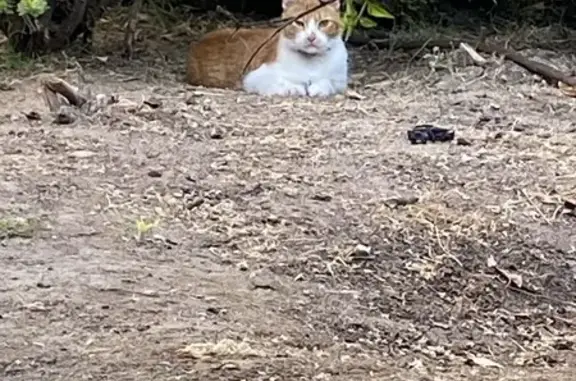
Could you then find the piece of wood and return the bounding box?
[459,42,488,66]
[42,77,87,110]
[477,42,576,87]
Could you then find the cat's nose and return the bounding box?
[307,33,317,42]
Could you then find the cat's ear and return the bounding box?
[326,0,341,9]
[282,0,295,9]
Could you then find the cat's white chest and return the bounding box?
[242,38,349,97]
[276,48,342,84]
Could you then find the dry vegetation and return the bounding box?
[1,7,576,381]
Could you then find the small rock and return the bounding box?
[206,306,225,315]
[456,137,472,146]
[54,113,76,125]
[36,282,51,289]
[209,127,224,139]
[513,125,526,132]
[354,244,372,256]
[54,106,77,125]
[186,197,204,210]
[237,261,249,271]
[144,97,162,109]
[136,324,151,332]
[147,169,163,178]
[25,111,41,121]
[0,81,15,91]
[249,270,280,291]
[311,193,332,202]
[564,199,576,210]
[385,196,419,207]
[538,132,552,139]
[185,92,204,105]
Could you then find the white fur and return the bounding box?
[242,18,348,98]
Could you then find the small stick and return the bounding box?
[229,15,296,39]
[521,189,552,225]
[237,16,296,28]
[124,0,143,59]
[215,5,240,24]
[459,42,488,66]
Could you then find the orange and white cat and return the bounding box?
[186,0,348,97]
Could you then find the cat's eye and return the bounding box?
[318,20,331,28]
[294,20,305,27]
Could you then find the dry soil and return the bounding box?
[1,17,576,381]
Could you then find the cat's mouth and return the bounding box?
[298,44,326,57]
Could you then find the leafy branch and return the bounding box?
[342,0,394,40]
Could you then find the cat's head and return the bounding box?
[281,0,343,56]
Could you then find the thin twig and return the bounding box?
[239,16,295,28]
[521,189,552,225]
[240,0,338,76]
[459,42,488,66]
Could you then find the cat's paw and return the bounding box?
[307,80,336,97]
[268,80,307,97]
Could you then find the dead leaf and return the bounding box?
[559,82,576,97]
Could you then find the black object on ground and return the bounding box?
[407,124,455,144]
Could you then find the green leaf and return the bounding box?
[16,0,48,17]
[344,0,358,18]
[358,16,377,28]
[342,12,356,28]
[367,1,394,19]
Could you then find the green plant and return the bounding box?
[0,48,36,70]
[342,0,394,40]
[17,0,48,17]
[0,0,49,17]
[0,216,36,239]
[134,216,159,241]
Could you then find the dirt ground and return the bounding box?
[1,11,576,381]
